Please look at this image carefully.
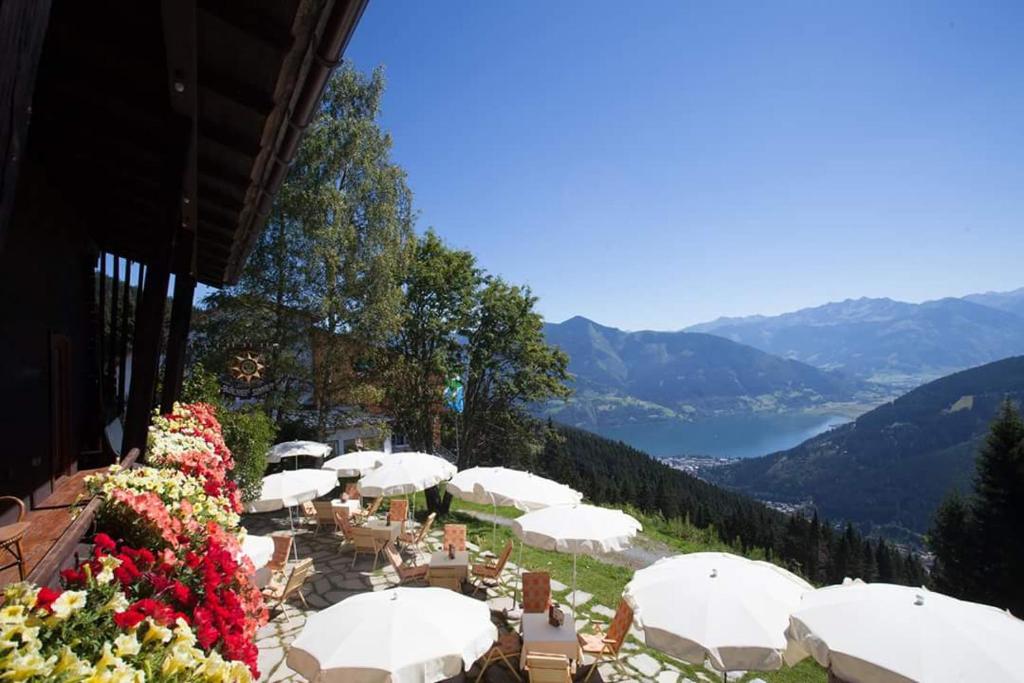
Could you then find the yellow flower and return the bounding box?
[53,646,93,679]
[172,617,196,648]
[113,633,140,657]
[50,590,88,620]
[103,591,129,614]
[0,605,25,625]
[0,650,54,679]
[96,555,122,585]
[141,618,172,645]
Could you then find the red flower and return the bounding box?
[93,532,117,553]
[34,587,61,612]
[60,567,85,586]
[113,609,145,629]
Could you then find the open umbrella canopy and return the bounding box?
[785,582,1024,682]
[245,469,337,513]
[625,552,812,673]
[287,587,497,683]
[512,503,641,555]
[358,452,456,497]
[266,440,332,464]
[321,450,386,478]
[239,534,274,570]
[447,466,582,512]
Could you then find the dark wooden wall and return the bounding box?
[0,161,102,513]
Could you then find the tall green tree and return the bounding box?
[193,63,413,434]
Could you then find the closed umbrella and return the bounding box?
[512,503,641,611]
[785,582,1024,682]
[321,450,386,478]
[448,466,582,546]
[266,440,332,466]
[625,552,812,675]
[287,587,497,683]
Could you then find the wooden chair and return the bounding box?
[388,498,408,524]
[443,523,467,552]
[260,558,315,626]
[525,652,571,683]
[355,496,383,521]
[382,541,429,585]
[350,526,385,569]
[334,508,357,550]
[398,512,436,559]
[578,599,633,681]
[0,497,30,580]
[301,501,337,534]
[475,632,522,682]
[265,535,293,573]
[521,572,552,613]
[471,539,513,594]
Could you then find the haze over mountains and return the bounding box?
[705,355,1024,543]
[686,290,1024,389]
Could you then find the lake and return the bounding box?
[596,413,850,459]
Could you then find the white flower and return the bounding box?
[142,618,172,645]
[96,555,122,585]
[113,633,140,657]
[50,590,88,620]
[103,590,129,614]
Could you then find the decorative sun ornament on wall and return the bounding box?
[229,350,265,384]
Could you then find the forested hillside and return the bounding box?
[707,356,1024,540]
[532,423,925,586]
[541,315,862,428]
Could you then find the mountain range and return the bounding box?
[541,316,867,428]
[704,355,1024,542]
[686,291,1024,388]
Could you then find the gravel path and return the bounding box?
[460,509,675,569]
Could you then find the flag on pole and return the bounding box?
[444,376,464,414]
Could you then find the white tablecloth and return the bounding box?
[520,611,579,668]
[331,499,362,514]
[241,534,275,570]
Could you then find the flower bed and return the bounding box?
[0,403,267,682]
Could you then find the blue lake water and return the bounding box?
[597,413,850,459]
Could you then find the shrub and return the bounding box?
[219,408,274,502]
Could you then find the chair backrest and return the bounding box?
[268,535,292,570]
[352,526,378,550]
[494,540,514,571]
[382,541,403,571]
[365,497,383,516]
[334,508,354,537]
[522,572,551,613]
[605,599,634,653]
[526,653,570,683]
[283,558,315,597]
[313,501,335,520]
[344,482,360,499]
[443,523,467,551]
[301,501,316,517]
[388,498,408,522]
[0,496,26,523]
[416,513,437,542]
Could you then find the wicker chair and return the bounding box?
[442,523,467,552]
[383,541,429,586]
[525,652,571,683]
[471,539,513,594]
[521,572,552,613]
[265,535,293,573]
[578,599,633,681]
[260,558,315,625]
[475,632,522,682]
[0,497,30,580]
[398,512,436,559]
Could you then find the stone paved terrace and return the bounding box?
[244,511,768,683]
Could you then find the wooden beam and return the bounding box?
[200,65,277,117]
[0,0,53,252]
[160,274,196,413]
[197,0,296,53]
[123,260,171,454]
[117,261,133,414]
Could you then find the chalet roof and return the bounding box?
[28,0,366,287]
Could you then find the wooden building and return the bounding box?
[0,0,366,583]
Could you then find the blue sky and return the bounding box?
[342,1,1024,330]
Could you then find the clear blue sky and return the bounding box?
[341,1,1023,330]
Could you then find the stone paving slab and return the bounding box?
[566,589,593,606]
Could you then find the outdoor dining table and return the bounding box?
[330,498,362,515]
[520,610,580,670]
[428,549,469,591]
[364,518,402,543]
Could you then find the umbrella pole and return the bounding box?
[287,507,299,561]
[516,542,524,608]
[491,493,497,550]
[572,553,577,613]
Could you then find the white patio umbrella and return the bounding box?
[239,534,274,570]
[625,552,812,675]
[287,587,497,683]
[512,503,641,611]
[266,440,332,466]
[785,581,1024,682]
[245,469,337,514]
[447,466,582,546]
[321,449,386,478]
[357,452,457,497]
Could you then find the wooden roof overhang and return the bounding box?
[28,0,367,287]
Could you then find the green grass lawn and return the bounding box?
[400,491,826,682]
